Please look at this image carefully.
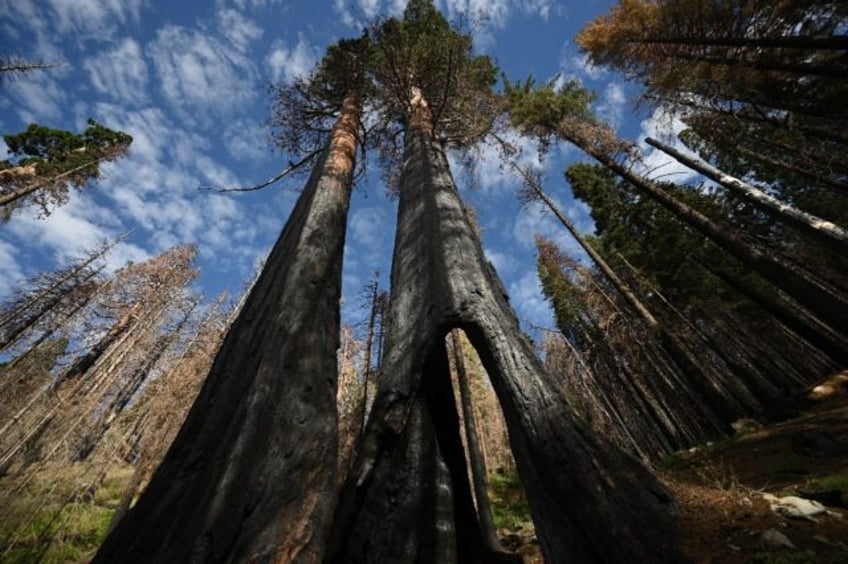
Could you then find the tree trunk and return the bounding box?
[737,145,848,190]
[693,256,848,366]
[0,239,114,335]
[649,49,847,78]
[61,303,139,383]
[93,94,360,563]
[521,168,660,328]
[0,267,100,352]
[359,276,380,436]
[639,35,848,51]
[450,330,509,557]
[567,132,848,334]
[646,136,848,253]
[0,156,106,208]
[330,106,685,562]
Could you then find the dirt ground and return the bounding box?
[508,372,848,563]
[663,374,848,563]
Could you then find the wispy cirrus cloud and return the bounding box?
[216,8,264,52]
[265,35,319,84]
[6,71,67,124]
[84,38,149,107]
[148,25,258,125]
[47,0,144,40]
[5,195,150,276]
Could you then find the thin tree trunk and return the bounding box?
[61,303,140,383]
[93,93,360,563]
[330,97,685,562]
[0,156,108,208]
[651,49,847,78]
[0,267,101,351]
[639,35,848,51]
[565,131,848,334]
[0,239,116,332]
[359,276,380,436]
[692,256,848,366]
[737,145,848,190]
[518,165,660,328]
[646,136,848,252]
[660,96,848,146]
[450,330,508,557]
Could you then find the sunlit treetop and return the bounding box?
[367,0,498,146]
[2,119,132,173]
[272,35,371,163]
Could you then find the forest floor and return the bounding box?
[661,372,848,564]
[494,371,848,563]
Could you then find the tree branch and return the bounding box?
[198,149,323,193]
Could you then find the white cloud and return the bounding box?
[0,239,25,298]
[93,104,209,170]
[217,8,263,52]
[595,82,626,129]
[333,0,407,28]
[636,107,699,183]
[7,72,66,123]
[512,199,585,260]
[507,270,554,329]
[566,53,607,82]
[461,127,544,196]
[47,0,144,39]
[349,206,388,252]
[224,119,269,162]
[484,247,516,275]
[5,196,149,278]
[148,25,258,124]
[84,38,148,106]
[442,0,510,28]
[266,36,318,84]
[518,0,556,19]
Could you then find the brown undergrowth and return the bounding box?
[661,374,848,563]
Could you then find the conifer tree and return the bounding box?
[329,3,684,562]
[503,78,847,335]
[0,120,132,218]
[94,37,368,563]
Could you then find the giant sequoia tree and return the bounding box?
[327,2,683,562]
[94,39,366,562]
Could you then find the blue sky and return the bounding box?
[0,0,693,337]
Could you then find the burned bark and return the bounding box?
[93,94,360,563]
[329,117,685,562]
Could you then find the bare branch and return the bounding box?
[198,149,323,193]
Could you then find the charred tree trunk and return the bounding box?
[330,103,685,562]
[93,94,360,563]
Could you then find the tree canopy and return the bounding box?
[0,119,132,217]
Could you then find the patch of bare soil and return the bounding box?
[662,374,848,563]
